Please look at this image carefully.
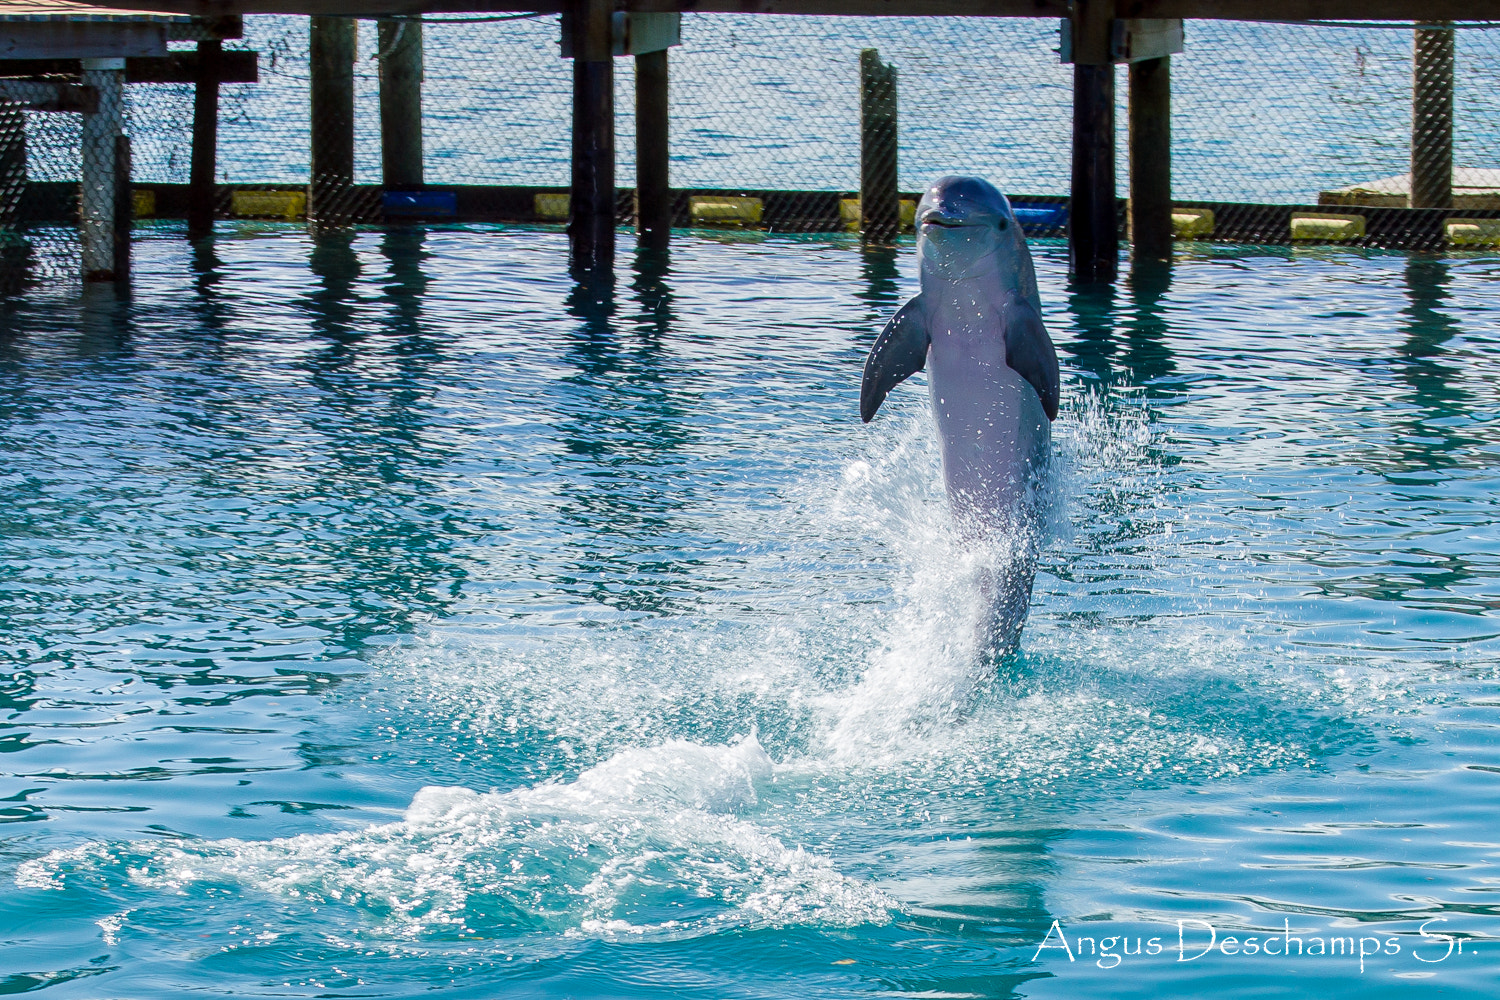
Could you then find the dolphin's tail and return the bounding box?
[952,461,1049,661]
[974,544,1039,659]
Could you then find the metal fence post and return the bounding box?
[80,57,124,282]
[379,18,423,190]
[1411,21,1453,210]
[309,16,357,229]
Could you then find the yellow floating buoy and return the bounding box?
[1446,218,1500,246]
[689,196,764,227]
[534,192,570,221]
[838,198,918,232]
[839,198,861,231]
[131,189,156,219]
[231,190,306,221]
[1290,213,1365,241]
[1171,207,1213,238]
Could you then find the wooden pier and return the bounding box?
[0,0,247,280]
[4,0,1500,283]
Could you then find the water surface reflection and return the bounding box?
[1,229,1499,999]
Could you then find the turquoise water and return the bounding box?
[3,225,1500,996]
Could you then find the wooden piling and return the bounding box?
[859,48,899,242]
[113,133,131,284]
[1411,21,1453,210]
[378,19,423,190]
[309,16,357,228]
[1069,1,1117,283]
[1072,64,1117,282]
[635,47,670,249]
[80,58,124,281]
[1128,55,1171,262]
[569,0,615,271]
[0,100,24,228]
[188,38,221,239]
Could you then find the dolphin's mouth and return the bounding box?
[919,211,971,229]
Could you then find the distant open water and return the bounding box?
[18,15,1491,203]
[2,224,1500,997]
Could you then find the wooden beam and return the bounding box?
[69,0,1067,15]
[0,9,243,42]
[625,0,1067,13]
[60,0,1500,18]
[0,79,96,112]
[172,16,243,41]
[1121,0,1500,19]
[142,49,257,82]
[0,52,257,83]
[138,49,256,82]
[0,21,166,60]
[59,183,1500,250]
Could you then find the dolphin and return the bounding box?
[859,175,1060,652]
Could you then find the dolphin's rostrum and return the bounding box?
[860,175,1061,652]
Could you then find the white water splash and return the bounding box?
[14,385,1369,958]
[19,736,894,944]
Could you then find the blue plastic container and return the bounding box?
[384,190,458,218]
[1013,203,1068,231]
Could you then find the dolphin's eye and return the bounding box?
[997,218,1008,230]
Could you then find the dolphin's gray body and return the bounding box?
[859,176,1060,651]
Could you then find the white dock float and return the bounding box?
[1320,168,1500,210]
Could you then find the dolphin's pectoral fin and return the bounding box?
[860,297,930,423]
[1003,301,1061,421]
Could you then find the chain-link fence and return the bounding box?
[209,15,1494,204]
[3,13,1500,269]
